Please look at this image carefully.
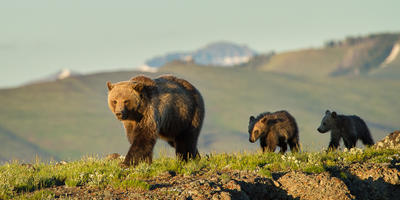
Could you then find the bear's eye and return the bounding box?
[124,100,129,104]
[112,100,117,105]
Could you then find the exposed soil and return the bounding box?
[44,160,400,200]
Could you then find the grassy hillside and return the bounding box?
[0,126,55,161]
[251,33,400,77]
[1,60,399,162]
[256,47,347,77]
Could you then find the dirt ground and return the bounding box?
[45,160,400,200]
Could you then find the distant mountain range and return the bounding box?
[247,33,400,77]
[1,32,399,163]
[145,41,258,67]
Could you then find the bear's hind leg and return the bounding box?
[174,129,200,161]
[167,141,175,147]
[343,138,356,149]
[288,137,300,153]
[264,133,278,152]
[279,143,288,154]
[360,131,374,146]
[278,137,287,154]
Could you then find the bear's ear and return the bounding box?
[131,75,157,96]
[325,110,330,114]
[331,111,337,118]
[249,116,255,122]
[261,117,267,123]
[106,81,114,91]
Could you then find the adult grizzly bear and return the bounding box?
[317,110,374,150]
[248,110,300,153]
[107,75,204,166]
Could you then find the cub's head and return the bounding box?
[317,110,337,133]
[107,75,156,121]
[248,114,281,143]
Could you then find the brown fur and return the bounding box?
[107,74,204,166]
[248,111,300,153]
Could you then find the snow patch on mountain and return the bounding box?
[381,43,400,67]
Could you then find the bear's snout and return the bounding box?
[115,111,128,120]
[116,112,122,118]
[317,127,327,133]
[249,137,255,143]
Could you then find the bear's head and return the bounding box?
[248,115,281,143]
[107,75,156,121]
[317,110,337,133]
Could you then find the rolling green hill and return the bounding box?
[251,33,400,77]
[1,61,399,162]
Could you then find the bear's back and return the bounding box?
[152,75,204,134]
[271,110,299,138]
[341,115,369,133]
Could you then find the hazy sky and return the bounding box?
[1,0,399,88]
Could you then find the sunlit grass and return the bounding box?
[0,148,398,199]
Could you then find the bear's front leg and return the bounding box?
[328,131,341,151]
[122,133,156,167]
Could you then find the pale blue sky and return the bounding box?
[1,0,399,87]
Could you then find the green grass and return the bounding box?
[1,148,398,199]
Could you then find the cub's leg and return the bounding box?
[288,137,300,153]
[264,133,278,152]
[278,138,288,154]
[327,131,341,151]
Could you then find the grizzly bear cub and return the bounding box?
[248,110,300,153]
[317,110,374,150]
[107,75,204,166]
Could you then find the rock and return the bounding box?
[278,171,354,200]
[21,163,36,170]
[105,153,121,160]
[224,180,241,191]
[220,192,231,200]
[103,190,111,197]
[374,130,400,149]
[272,180,281,187]
[56,161,68,166]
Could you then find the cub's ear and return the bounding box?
[325,110,330,114]
[261,117,267,123]
[249,116,255,122]
[331,111,337,118]
[106,81,114,91]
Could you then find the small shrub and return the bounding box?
[339,171,348,179]
[259,168,272,177]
